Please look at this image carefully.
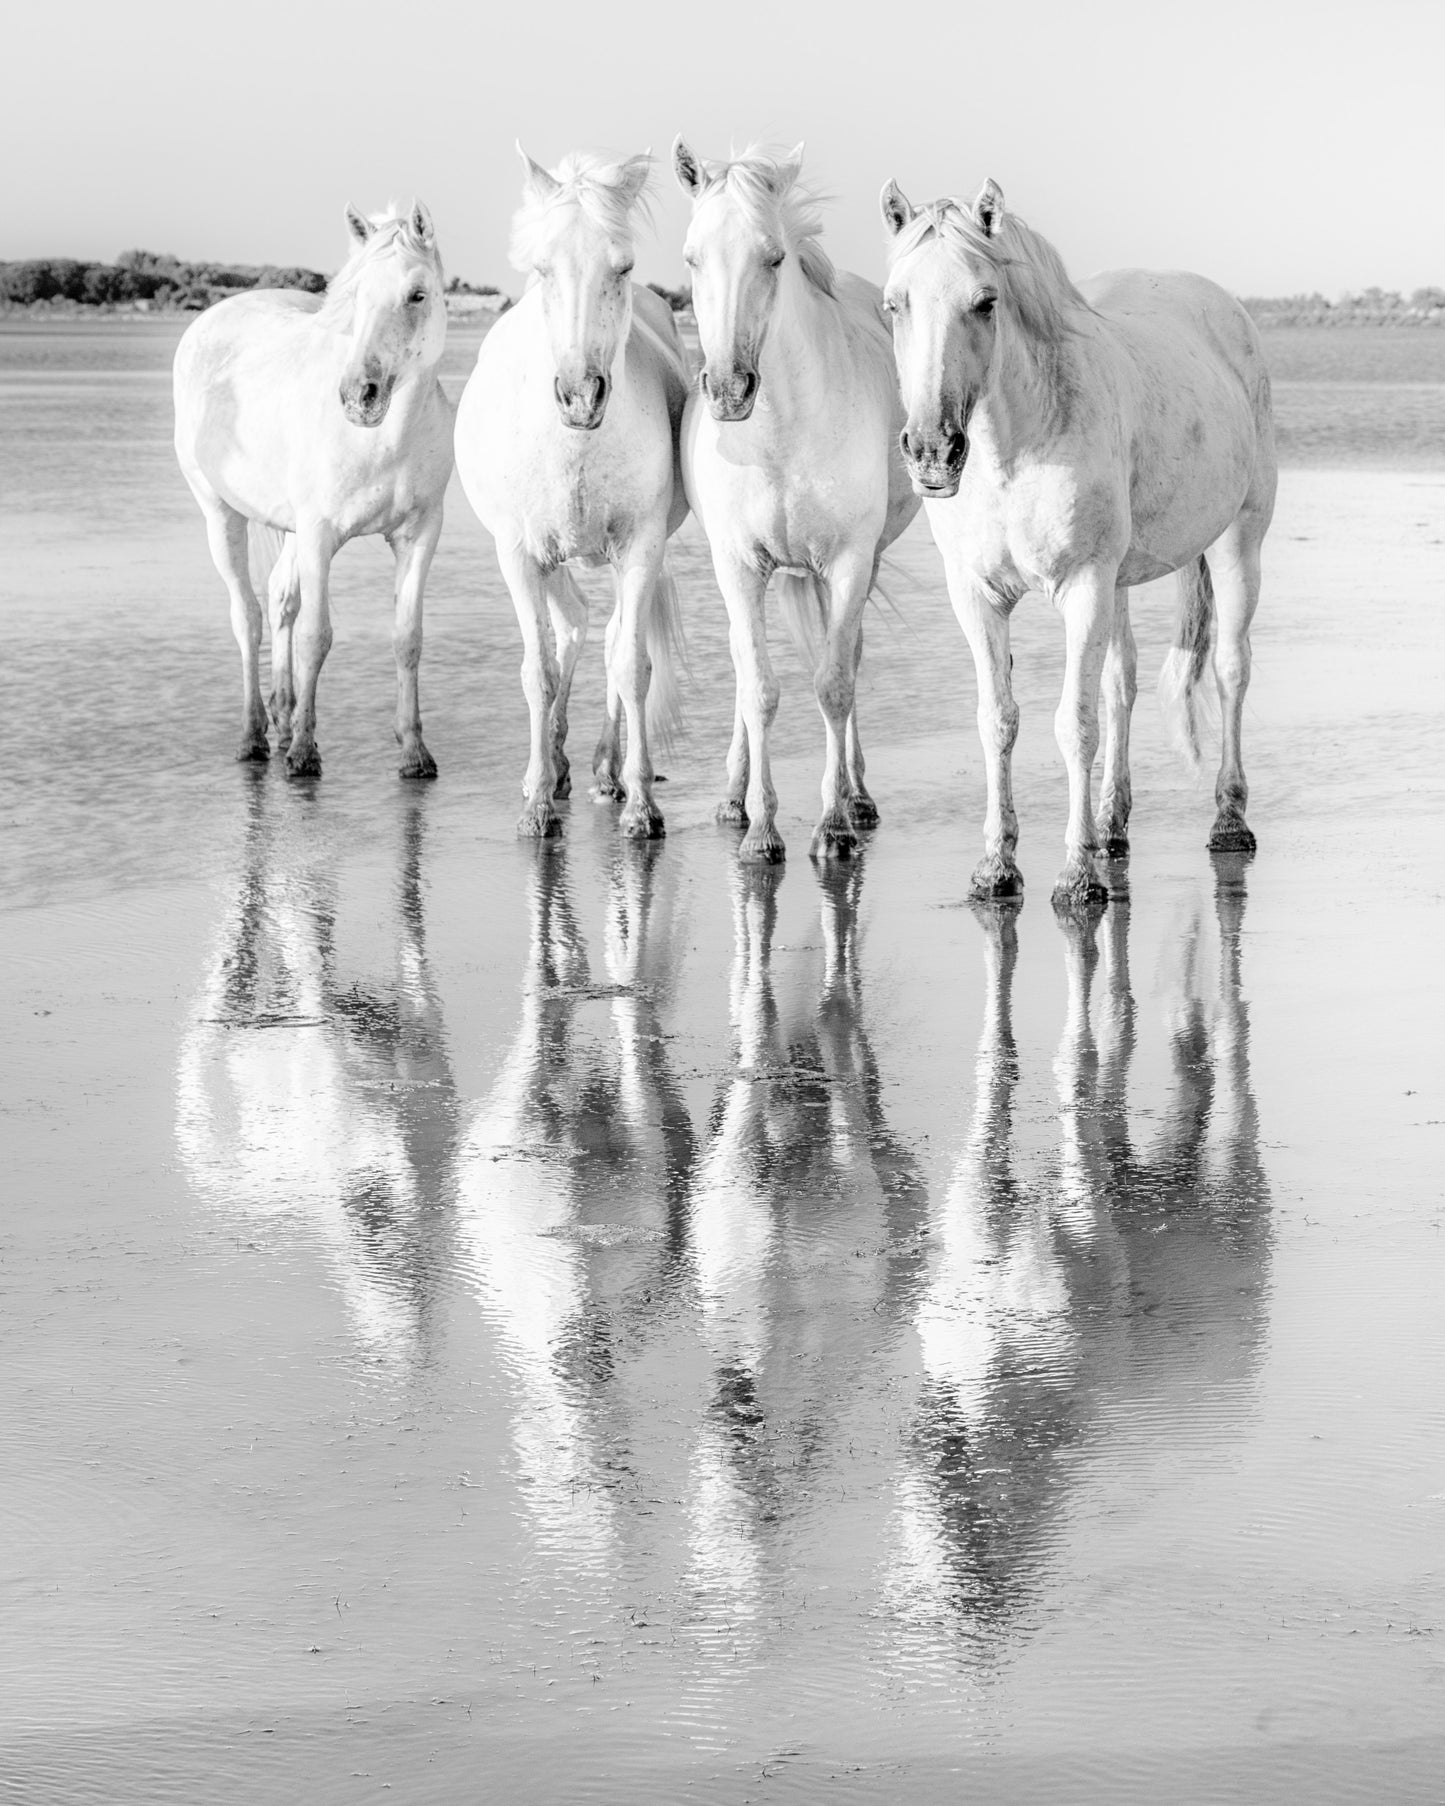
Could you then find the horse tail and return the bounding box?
[1159,554,1216,769]
[775,571,827,669]
[247,524,293,609]
[644,558,688,751]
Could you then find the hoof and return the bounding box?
[517,802,562,839]
[968,854,1024,903]
[590,776,626,805]
[1051,859,1109,914]
[1209,813,1256,855]
[620,802,665,840]
[739,825,786,866]
[716,797,749,828]
[850,794,880,830]
[809,813,860,862]
[398,744,438,781]
[235,733,269,764]
[285,741,322,779]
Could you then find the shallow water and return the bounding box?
[3,323,1445,1802]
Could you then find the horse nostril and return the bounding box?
[361,381,380,409]
[739,371,758,406]
[946,431,968,466]
[900,428,915,461]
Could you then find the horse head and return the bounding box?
[333,200,446,429]
[511,147,651,431]
[880,178,1006,497]
[674,139,823,423]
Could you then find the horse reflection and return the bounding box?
[175,779,458,1367]
[453,842,694,1565]
[685,864,926,1650]
[894,861,1268,1650]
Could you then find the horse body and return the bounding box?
[173,204,453,778]
[882,181,1275,905]
[675,143,919,864]
[454,151,690,840]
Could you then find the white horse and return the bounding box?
[454,149,690,840]
[173,202,454,778]
[880,178,1277,907]
[673,142,919,863]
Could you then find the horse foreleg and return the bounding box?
[542,571,588,799]
[1051,564,1114,911]
[947,573,1023,901]
[610,536,667,840]
[716,683,750,827]
[266,542,299,750]
[845,625,877,829]
[1095,587,1137,858]
[390,508,443,780]
[1204,527,1263,854]
[203,504,269,762]
[810,552,873,861]
[591,590,626,802]
[286,528,337,779]
[498,544,564,838]
[716,558,781,863]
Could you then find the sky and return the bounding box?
[5,0,1443,297]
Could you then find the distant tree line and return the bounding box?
[0,248,330,310]
[1243,287,1445,327]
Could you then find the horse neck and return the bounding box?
[974,310,1079,465]
[756,260,844,413]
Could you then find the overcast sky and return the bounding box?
[6,0,1442,296]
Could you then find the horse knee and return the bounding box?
[979,699,1019,754]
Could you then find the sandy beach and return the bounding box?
[2,321,1444,1802]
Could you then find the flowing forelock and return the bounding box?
[322,207,443,319]
[887,198,1089,345]
[509,152,653,272]
[693,146,836,299]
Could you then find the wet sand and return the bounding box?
[2,326,1445,1801]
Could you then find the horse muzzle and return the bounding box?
[900,425,968,499]
[554,372,611,431]
[702,365,760,423]
[340,368,396,429]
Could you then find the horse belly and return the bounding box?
[1123,397,1258,582]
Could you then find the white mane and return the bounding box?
[321,209,443,321]
[887,197,1089,345]
[691,146,837,298]
[509,152,653,271]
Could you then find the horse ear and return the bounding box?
[617,152,653,206]
[974,178,1005,237]
[673,136,704,197]
[778,140,806,188]
[880,179,913,239]
[410,199,435,247]
[344,204,374,246]
[516,142,560,199]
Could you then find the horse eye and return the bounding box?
[767,251,785,269]
[974,295,997,317]
[617,263,635,279]
[408,289,428,305]
[882,295,899,314]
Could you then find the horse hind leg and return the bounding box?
[266,541,300,750]
[1204,522,1264,855]
[845,624,879,830]
[1095,587,1137,858]
[591,587,626,803]
[203,503,269,762]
